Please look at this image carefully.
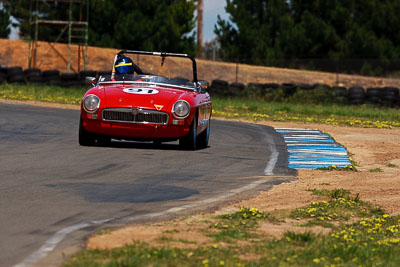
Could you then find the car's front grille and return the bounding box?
[102,108,168,125]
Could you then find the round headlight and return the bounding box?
[172,100,190,119]
[83,95,100,113]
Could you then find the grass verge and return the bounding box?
[0,83,86,105]
[65,189,400,267]
[213,97,400,129]
[1,83,400,128]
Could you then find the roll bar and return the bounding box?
[117,50,198,83]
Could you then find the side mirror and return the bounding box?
[198,80,209,92]
[86,76,97,86]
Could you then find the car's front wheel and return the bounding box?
[179,115,197,150]
[197,119,210,149]
[79,118,96,146]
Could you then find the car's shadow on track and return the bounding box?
[94,140,210,151]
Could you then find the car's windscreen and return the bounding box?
[97,74,195,91]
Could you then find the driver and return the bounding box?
[112,54,143,75]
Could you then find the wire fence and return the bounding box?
[200,50,400,78]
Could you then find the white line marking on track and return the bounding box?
[261,125,279,175]
[286,143,341,146]
[290,161,350,165]
[15,125,280,267]
[275,128,319,131]
[14,219,112,267]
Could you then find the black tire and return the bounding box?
[45,76,62,86]
[298,83,314,91]
[7,66,23,77]
[313,84,331,90]
[335,96,348,105]
[349,86,365,95]
[262,83,279,94]
[26,71,41,79]
[366,96,380,105]
[79,118,96,146]
[63,80,82,88]
[348,93,365,99]
[197,119,210,149]
[395,96,400,108]
[366,87,380,96]
[333,86,347,96]
[380,87,399,102]
[210,79,228,96]
[24,68,41,76]
[246,83,263,97]
[179,114,198,150]
[349,98,364,105]
[28,76,43,84]
[0,65,7,74]
[0,75,5,84]
[97,135,112,147]
[229,82,245,96]
[8,74,25,84]
[42,70,60,77]
[61,72,79,81]
[248,83,263,90]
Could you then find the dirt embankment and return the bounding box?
[1,38,399,88]
[87,120,400,250]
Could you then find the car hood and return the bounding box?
[101,84,189,111]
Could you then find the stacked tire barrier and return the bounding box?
[0,65,399,108]
[7,67,25,84]
[209,79,400,108]
[0,65,102,88]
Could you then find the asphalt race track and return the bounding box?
[0,102,295,267]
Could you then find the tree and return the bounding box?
[215,0,400,73]
[215,0,301,65]
[107,0,197,55]
[0,8,11,38]
[3,0,68,41]
[3,0,198,55]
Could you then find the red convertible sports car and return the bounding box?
[79,50,212,150]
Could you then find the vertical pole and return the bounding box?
[28,0,33,68]
[336,59,339,86]
[212,44,216,61]
[78,46,81,72]
[84,0,89,71]
[197,0,203,58]
[77,0,83,72]
[68,0,72,71]
[33,0,39,68]
[235,61,239,83]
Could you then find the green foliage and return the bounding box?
[3,0,197,54]
[2,83,400,129]
[307,188,351,199]
[216,0,400,72]
[291,189,383,225]
[369,168,384,173]
[0,8,11,38]
[284,231,316,243]
[0,83,86,104]
[210,208,272,242]
[65,195,400,267]
[3,0,70,41]
[88,0,197,54]
[213,96,400,129]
